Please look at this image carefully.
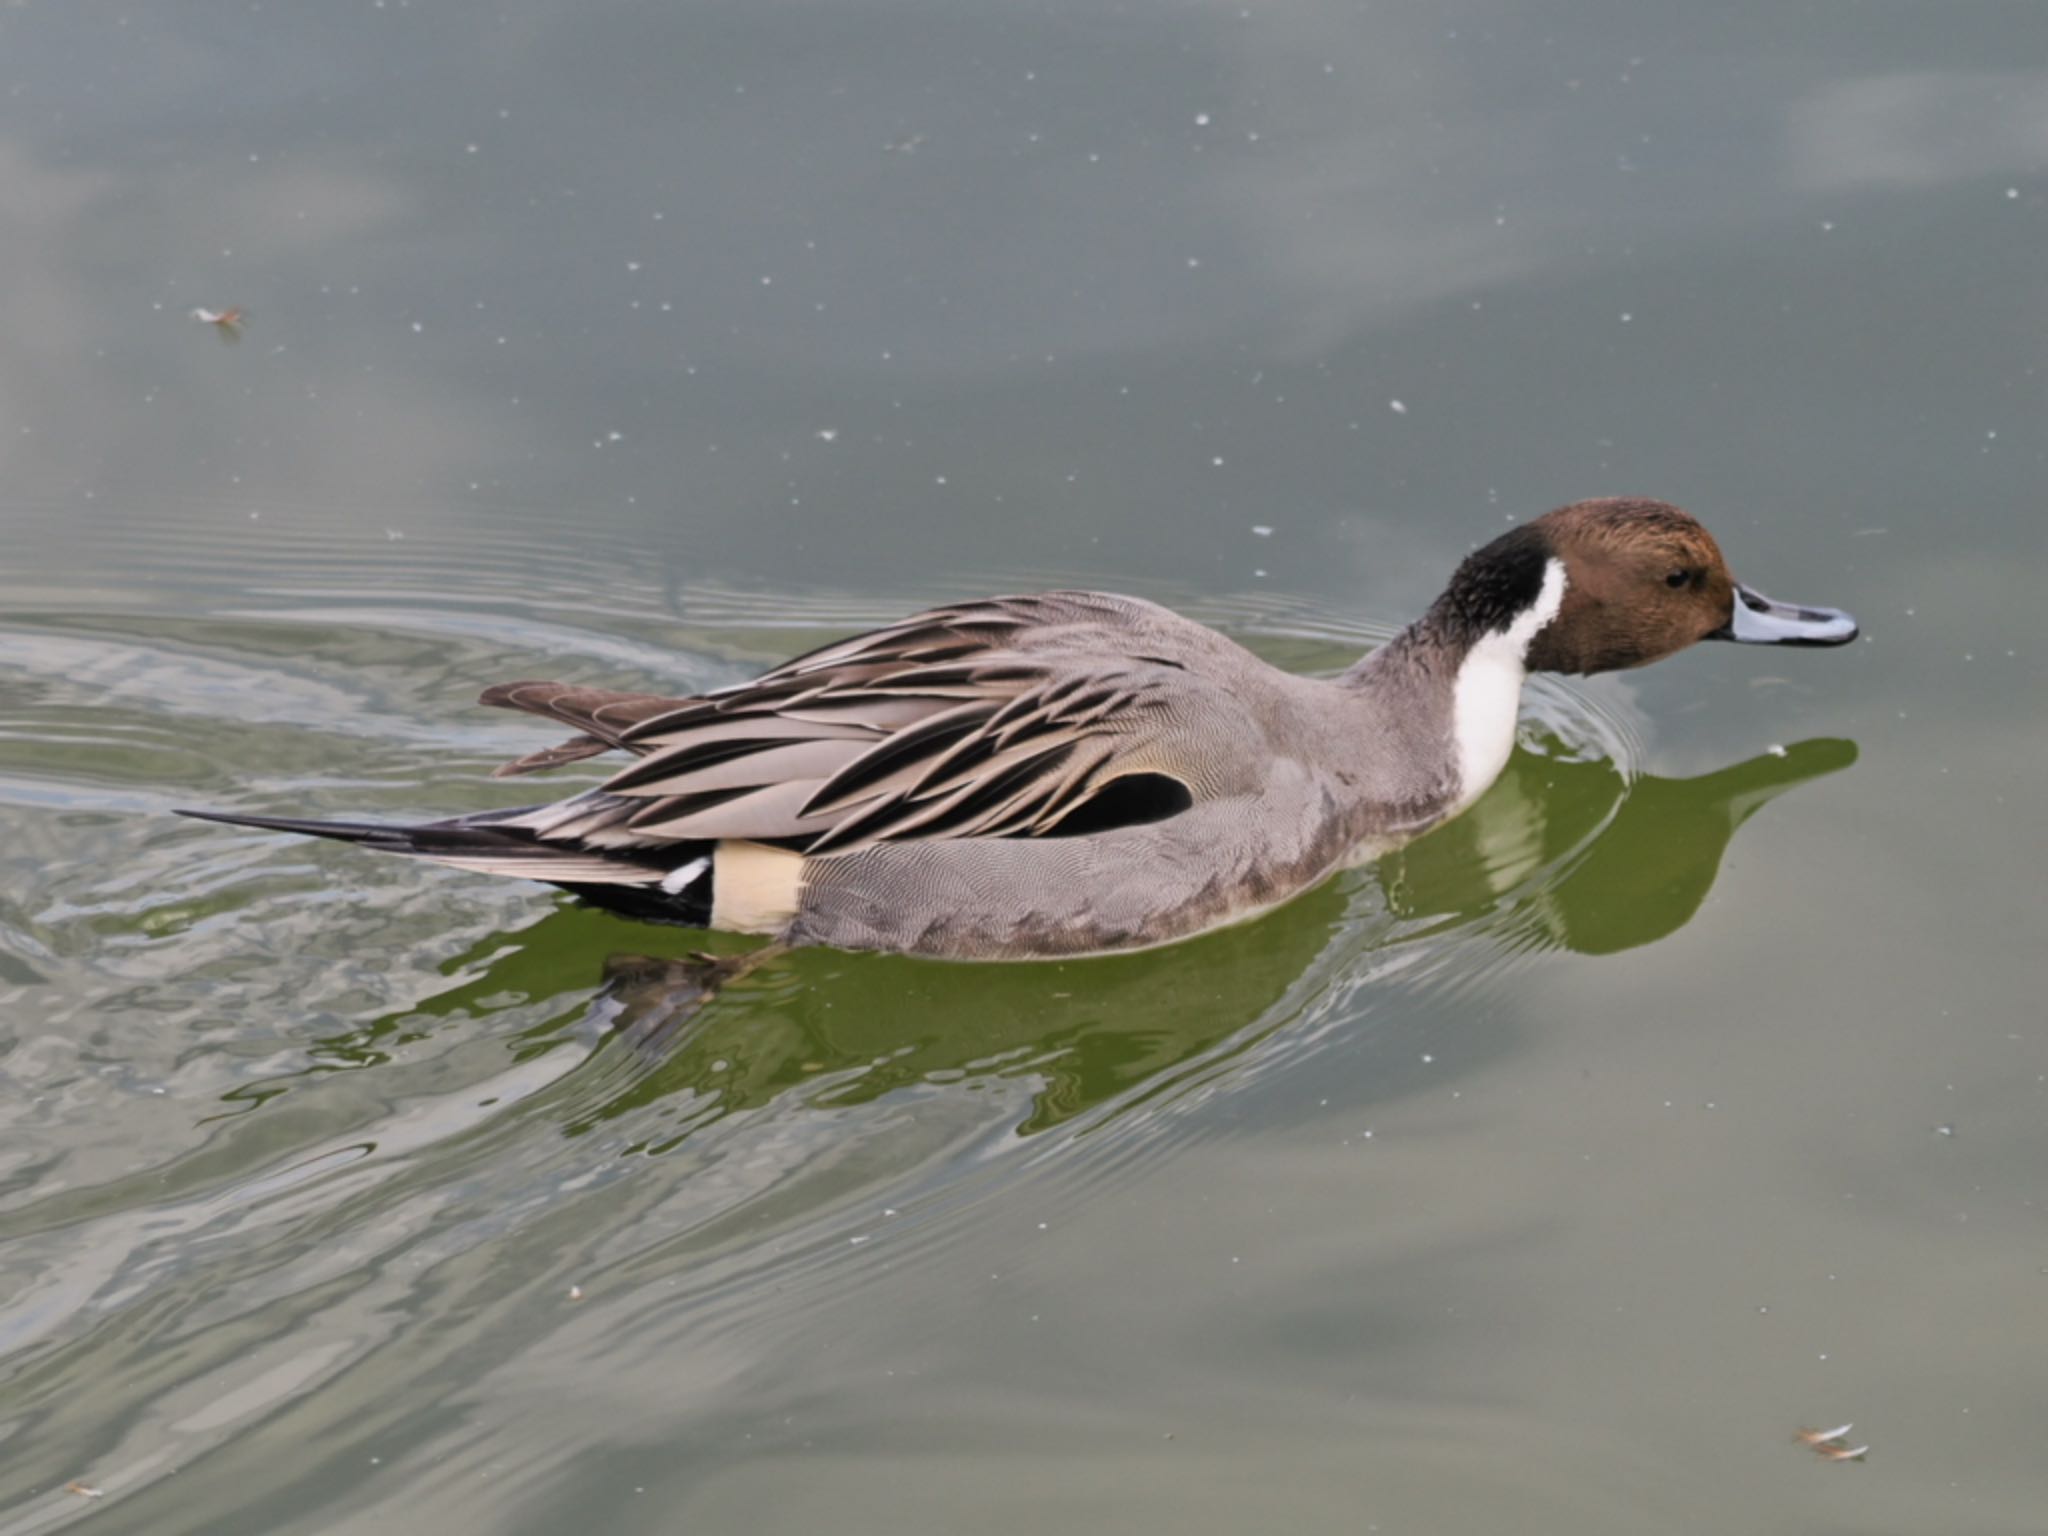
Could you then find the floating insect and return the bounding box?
[63,1481,104,1499]
[190,306,246,343]
[1793,1423,1868,1463]
[1794,1422,1854,1447]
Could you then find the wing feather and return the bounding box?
[491,593,1210,861]
[480,681,689,777]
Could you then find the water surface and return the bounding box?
[2,2,2044,1533]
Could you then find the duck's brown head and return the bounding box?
[1469,497,1858,674]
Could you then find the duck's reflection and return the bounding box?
[308,738,1855,1142]
[1383,734,1859,954]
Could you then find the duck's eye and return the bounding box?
[1664,569,1692,590]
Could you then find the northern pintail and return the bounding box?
[185,498,1856,959]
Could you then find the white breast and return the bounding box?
[1448,556,1567,813]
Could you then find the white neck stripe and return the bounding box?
[1496,556,1568,653]
[1448,557,1567,811]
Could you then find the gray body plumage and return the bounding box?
[181,499,1860,961]
[489,591,1472,959]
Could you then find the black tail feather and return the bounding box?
[175,807,711,904]
[175,807,452,850]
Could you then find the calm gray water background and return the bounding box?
[2,2,2044,1532]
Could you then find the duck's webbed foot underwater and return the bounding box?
[592,943,790,1058]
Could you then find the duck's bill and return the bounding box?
[1711,583,1859,646]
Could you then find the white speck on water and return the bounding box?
[1186,256,1201,269]
[1820,219,1836,231]
[410,321,423,333]
[1766,743,1787,757]
[1389,398,1408,414]
[1212,455,1226,467]
[2006,187,2020,199]
[849,1234,869,1245]
[607,430,624,443]
[627,260,642,272]
[1251,524,1273,536]
[1619,311,1633,322]
[465,143,479,155]
[1194,112,1212,126]
[816,428,839,442]
[567,1284,584,1301]
[1420,1053,1434,1064]
[760,274,773,285]
[934,475,948,485]
[1252,568,1267,578]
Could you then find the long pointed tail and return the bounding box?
[174,806,676,887]
[178,807,459,850]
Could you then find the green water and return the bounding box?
[2,3,2044,1532]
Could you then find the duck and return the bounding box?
[183,497,1856,961]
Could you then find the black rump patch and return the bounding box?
[557,880,713,928]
